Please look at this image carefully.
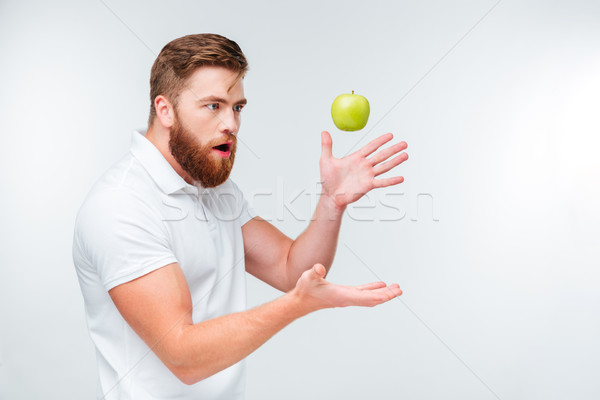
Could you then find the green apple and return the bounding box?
[331,90,370,131]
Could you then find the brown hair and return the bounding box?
[148,33,249,126]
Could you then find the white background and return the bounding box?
[1,0,599,399]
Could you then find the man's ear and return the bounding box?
[154,95,175,128]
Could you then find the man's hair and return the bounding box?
[148,33,249,126]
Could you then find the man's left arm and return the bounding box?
[243,131,408,292]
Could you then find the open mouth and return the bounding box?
[212,141,233,156]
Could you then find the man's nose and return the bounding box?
[218,108,238,135]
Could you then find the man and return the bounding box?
[72,33,409,399]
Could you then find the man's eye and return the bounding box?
[234,105,244,112]
[207,103,219,111]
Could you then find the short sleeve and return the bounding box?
[74,187,178,291]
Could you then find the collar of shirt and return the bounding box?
[129,129,206,196]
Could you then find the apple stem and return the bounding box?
[352,90,354,94]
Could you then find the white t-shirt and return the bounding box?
[72,130,255,400]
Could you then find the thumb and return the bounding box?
[321,131,333,160]
[312,263,327,279]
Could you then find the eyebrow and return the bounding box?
[198,95,247,105]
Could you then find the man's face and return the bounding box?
[168,66,246,188]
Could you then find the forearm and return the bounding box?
[171,289,311,384]
[286,195,345,283]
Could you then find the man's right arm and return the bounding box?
[109,262,401,385]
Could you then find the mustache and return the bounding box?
[207,134,237,148]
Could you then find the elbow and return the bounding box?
[173,369,194,385]
[165,355,194,385]
[170,362,212,386]
[166,346,217,385]
[162,339,210,385]
[161,327,226,385]
[175,369,201,386]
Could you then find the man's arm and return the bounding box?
[109,262,401,385]
[243,131,408,292]
[242,194,343,292]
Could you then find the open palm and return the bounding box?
[293,264,403,311]
[319,131,409,209]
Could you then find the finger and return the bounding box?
[356,133,394,158]
[371,284,403,300]
[368,141,408,166]
[321,131,333,160]
[350,285,402,307]
[364,285,403,306]
[373,175,404,189]
[355,281,386,291]
[373,153,409,176]
[312,263,327,279]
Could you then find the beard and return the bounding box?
[168,111,237,188]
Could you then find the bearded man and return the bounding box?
[72,33,409,400]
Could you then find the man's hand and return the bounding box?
[319,131,409,211]
[291,263,402,314]
[243,132,409,293]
